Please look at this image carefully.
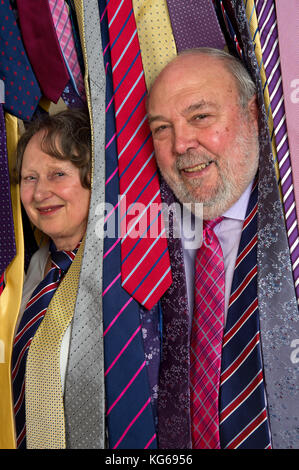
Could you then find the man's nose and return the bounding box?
[173,123,199,155]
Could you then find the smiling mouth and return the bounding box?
[37,205,63,214]
[183,161,212,173]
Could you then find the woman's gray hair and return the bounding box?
[177,47,257,109]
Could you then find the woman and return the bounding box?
[12,109,91,448]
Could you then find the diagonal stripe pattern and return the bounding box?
[11,241,78,448]
[48,0,85,99]
[100,0,157,449]
[254,0,299,306]
[219,179,271,449]
[190,217,224,449]
[214,0,243,59]
[106,0,172,311]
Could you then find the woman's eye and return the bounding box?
[22,175,36,181]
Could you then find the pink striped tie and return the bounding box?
[106,0,172,310]
[48,0,85,99]
[190,217,225,449]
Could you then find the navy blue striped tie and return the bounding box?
[219,178,272,448]
[12,241,78,448]
[99,0,157,449]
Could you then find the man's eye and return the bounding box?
[193,114,209,120]
[54,172,65,177]
[152,124,168,135]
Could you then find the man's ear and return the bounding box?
[248,94,259,132]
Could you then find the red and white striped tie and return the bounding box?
[106,0,172,310]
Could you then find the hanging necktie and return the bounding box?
[101,0,157,449]
[190,217,225,449]
[132,0,177,90]
[157,180,192,449]
[0,273,4,295]
[273,0,299,305]
[0,112,23,449]
[12,241,79,448]
[0,104,15,276]
[219,179,271,448]
[243,0,281,187]
[166,0,226,52]
[231,0,299,448]
[25,240,84,449]
[255,0,299,306]
[16,0,70,103]
[131,1,191,448]
[190,217,224,449]
[63,0,105,449]
[0,0,41,121]
[48,0,86,101]
[213,0,243,58]
[106,0,172,310]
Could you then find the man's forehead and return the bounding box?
[155,54,229,83]
[149,55,235,103]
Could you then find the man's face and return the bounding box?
[148,54,259,219]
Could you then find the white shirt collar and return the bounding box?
[222,180,253,222]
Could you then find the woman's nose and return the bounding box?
[33,177,53,201]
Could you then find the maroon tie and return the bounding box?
[16,0,70,103]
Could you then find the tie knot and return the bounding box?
[204,217,223,232]
[50,241,79,273]
[202,217,223,246]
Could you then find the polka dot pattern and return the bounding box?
[166,0,226,52]
[133,0,177,89]
[0,0,41,121]
[0,104,15,275]
[25,241,85,449]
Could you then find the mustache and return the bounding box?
[176,151,215,171]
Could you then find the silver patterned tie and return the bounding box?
[231,0,299,449]
[63,0,106,449]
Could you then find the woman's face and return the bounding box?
[20,130,91,251]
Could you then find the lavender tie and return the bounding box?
[166,0,226,51]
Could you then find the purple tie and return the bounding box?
[0,103,16,277]
[255,0,299,304]
[166,0,226,51]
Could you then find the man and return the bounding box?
[147,48,297,449]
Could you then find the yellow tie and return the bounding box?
[0,113,23,449]
[244,0,281,194]
[132,0,177,90]
[25,239,85,449]
[25,1,94,450]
